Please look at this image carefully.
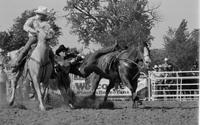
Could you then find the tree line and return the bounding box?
[0,0,198,71]
[152,19,199,71]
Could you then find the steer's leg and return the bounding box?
[9,71,21,106]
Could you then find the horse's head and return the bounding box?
[128,41,151,68]
[37,22,55,41]
[142,42,151,68]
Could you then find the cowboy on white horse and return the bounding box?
[12,6,55,73]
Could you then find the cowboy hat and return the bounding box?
[34,6,49,15]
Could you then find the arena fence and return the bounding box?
[147,71,199,101]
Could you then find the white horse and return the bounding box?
[0,64,9,106]
[9,22,55,111]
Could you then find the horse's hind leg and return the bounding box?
[124,77,138,108]
[119,70,139,108]
[131,79,140,108]
[9,71,21,106]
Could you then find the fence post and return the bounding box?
[176,72,179,100]
[146,70,199,102]
[147,71,151,101]
[180,77,182,101]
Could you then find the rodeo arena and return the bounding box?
[0,2,199,125]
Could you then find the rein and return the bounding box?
[29,57,51,83]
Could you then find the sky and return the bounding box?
[150,0,199,49]
[0,0,199,50]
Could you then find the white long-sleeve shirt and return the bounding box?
[23,16,42,37]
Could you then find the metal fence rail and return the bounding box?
[148,71,199,101]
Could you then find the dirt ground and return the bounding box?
[0,92,198,125]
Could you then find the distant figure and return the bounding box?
[153,65,159,72]
[191,60,199,71]
[161,58,174,71]
[191,60,199,76]
[151,65,163,84]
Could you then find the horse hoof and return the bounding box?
[39,105,46,111]
[69,103,75,109]
[88,95,96,100]
[99,101,114,109]
[40,108,46,111]
[8,100,14,106]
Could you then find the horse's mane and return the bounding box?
[126,43,140,60]
[126,43,137,52]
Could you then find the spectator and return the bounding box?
[153,65,159,72]
[161,58,174,71]
[151,65,163,83]
[158,65,163,71]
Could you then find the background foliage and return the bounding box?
[163,19,199,70]
[64,0,159,47]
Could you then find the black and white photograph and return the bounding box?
[0,0,199,125]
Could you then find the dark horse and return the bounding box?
[69,42,151,107]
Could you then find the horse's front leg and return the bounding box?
[126,78,138,108]
[89,74,101,99]
[31,75,46,111]
[104,80,115,102]
[119,68,139,108]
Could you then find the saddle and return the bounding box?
[20,44,55,67]
[17,44,37,68]
[98,51,120,73]
[20,44,56,78]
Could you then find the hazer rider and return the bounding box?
[11,6,55,76]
